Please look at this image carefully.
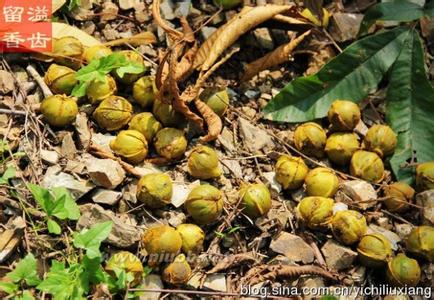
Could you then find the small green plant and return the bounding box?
[215,226,241,240]
[0,166,15,185]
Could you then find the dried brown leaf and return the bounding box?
[102,32,157,47]
[207,253,257,274]
[272,14,309,25]
[242,30,311,81]
[175,43,198,81]
[195,99,222,142]
[152,0,183,40]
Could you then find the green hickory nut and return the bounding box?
[133,76,157,108]
[185,184,224,225]
[200,88,230,117]
[113,50,145,85]
[152,98,184,127]
[327,100,361,131]
[142,225,182,266]
[350,150,384,183]
[109,130,148,164]
[92,95,133,131]
[383,182,415,213]
[296,196,334,230]
[40,94,78,127]
[331,210,367,245]
[294,122,327,158]
[128,112,162,142]
[386,253,421,287]
[52,36,84,69]
[44,63,77,95]
[86,75,117,104]
[187,145,222,180]
[136,173,173,208]
[162,254,192,285]
[405,225,434,262]
[239,183,272,219]
[325,132,360,166]
[357,233,393,268]
[154,128,188,160]
[416,161,434,191]
[176,223,205,254]
[275,155,309,190]
[105,251,143,287]
[304,167,339,198]
[363,124,397,157]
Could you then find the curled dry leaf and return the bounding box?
[102,32,157,47]
[207,252,257,274]
[195,99,222,143]
[152,0,183,40]
[242,30,312,81]
[272,14,310,25]
[52,22,101,47]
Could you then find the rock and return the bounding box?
[91,189,122,205]
[203,274,227,292]
[367,224,401,251]
[244,89,260,99]
[0,229,22,263]
[187,272,202,289]
[200,26,217,40]
[354,119,369,136]
[270,232,314,264]
[171,180,200,207]
[162,211,187,228]
[221,159,243,179]
[333,202,348,214]
[75,113,91,148]
[40,149,59,165]
[175,0,191,17]
[395,223,414,240]
[240,106,257,120]
[119,0,139,10]
[122,182,137,204]
[298,277,325,299]
[102,27,120,40]
[134,2,150,22]
[217,127,236,154]
[160,0,175,20]
[0,70,14,94]
[70,7,93,21]
[322,240,357,271]
[329,13,364,42]
[81,21,96,35]
[136,275,163,300]
[262,172,282,193]
[91,133,115,152]
[84,155,125,189]
[65,160,86,174]
[61,132,76,159]
[253,28,274,49]
[77,204,141,248]
[238,118,274,153]
[42,172,94,199]
[416,190,434,225]
[101,2,118,22]
[338,180,377,210]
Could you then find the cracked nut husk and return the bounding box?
[327,100,361,131]
[305,167,339,198]
[86,75,117,103]
[187,145,222,180]
[363,124,397,157]
[53,36,84,69]
[357,233,393,268]
[185,184,224,224]
[294,122,327,158]
[93,95,133,131]
[331,210,367,245]
[82,45,112,63]
[114,50,145,85]
[154,128,187,160]
[136,173,172,208]
[386,253,421,287]
[105,251,143,287]
[110,130,148,164]
[200,88,230,117]
[296,196,334,230]
[128,112,162,142]
[162,254,192,285]
[301,8,330,27]
[133,76,157,108]
[350,150,384,183]
[40,95,78,127]
[416,161,434,191]
[325,132,360,166]
[152,98,184,127]
[176,223,205,254]
[239,183,272,219]
[405,225,434,262]
[213,0,242,9]
[275,155,309,190]
[44,63,77,95]
[142,225,182,266]
[383,182,414,213]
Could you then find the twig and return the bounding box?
[381,209,414,226]
[0,108,28,116]
[26,64,53,97]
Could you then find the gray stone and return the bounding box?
[42,172,94,199]
[339,180,377,210]
[160,0,175,20]
[61,132,76,159]
[119,0,139,10]
[102,28,120,40]
[84,155,126,189]
[75,113,91,148]
[395,223,414,240]
[175,0,191,17]
[203,274,227,292]
[221,159,242,179]
[0,70,14,94]
[136,275,163,300]
[91,133,116,152]
[330,13,364,42]
[262,171,282,193]
[217,127,236,154]
[253,28,274,49]
[101,2,118,22]
[416,190,434,225]
[200,26,217,40]
[270,232,314,264]
[238,118,274,153]
[321,240,357,271]
[40,149,59,165]
[92,189,122,205]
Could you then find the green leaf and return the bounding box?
[0,281,18,294]
[73,222,113,258]
[386,30,434,182]
[27,184,52,213]
[47,218,62,235]
[0,166,16,185]
[263,27,411,123]
[51,187,80,220]
[7,253,41,286]
[115,62,146,78]
[14,290,36,300]
[67,0,81,11]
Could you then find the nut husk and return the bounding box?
[275,155,309,190]
[405,225,434,262]
[331,210,367,245]
[296,196,334,230]
[185,184,224,224]
[327,100,361,131]
[200,88,230,117]
[363,124,397,157]
[386,253,421,287]
[304,167,339,198]
[142,225,182,266]
[294,122,327,158]
[325,132,360,166]
[176,224,205,254]
[133,76,157,108]
[128,112,162,142]
[40,95,78,127]
[44,63,77,95]
[152,98,184,127]
[110,130,148,164]
[350,150,384,183]
[162,254,192,285]
[187,145,222,179]
[82,45,112,63]
[416,161,434,191]
[105,251,143,287]
[154,128,187,160]
[357,233,393,268]
[239,183,272,219]
[52,36,84,69]
[136,173,172,208]
[86,75,117,104]
[383,182,415,213]
[113,50,145,85]
[300,8,330,27]
[93,95,133,131]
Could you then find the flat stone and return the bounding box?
[217,127,236,154]
[262,172,282,193]
[84,155,125,189]
[91,189,122,205]
[0,70,14,94]
[119,0,139,10]
[160,0,175,20]
[200,26,217,40]
[171,180,200,208]
[75,113,91,148]
[134,2,150,22]
[91,133,116,152]
[65,160,86,174]
[136,275,163,300]
[221,159,242,179]
[395,223,414,240]
[102,28,120,40]
[330,13,364,42]
[321,240,357,271]
[253,28,274,49]
[270,232,314,264]
[339,180,377,210]
[101,2,118,22]
[61,132,76,159]
[238,118,274,153]
[40,149,59,165]
[42,172,94,199]
[416,190,434,225]
[203,274,227,292]
[368,224,401,251]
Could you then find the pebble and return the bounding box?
[84,155,126,189]
[395,223,414,240]
[91,189,122,205]
[338,180,377,210]
[160,0,175,20]
[101,2,118,22]
[270,232,314,264]
[42,171,94,199]
[136,275,163,300]
[203,274,227,292]
[200,26,217,40]
[238,117,274,153]
[119,0,139,10]
[0,70,14,94]
[416,190,434,225]
[253,28,274,49]
[321,239,357,271]
[61,132,76,159]
[40,149,59,165]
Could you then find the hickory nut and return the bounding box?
[185,184,224,224]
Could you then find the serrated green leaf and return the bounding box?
[386,30,434,182]
[73,222,113,258]
[263,27,411,122]
[0,166,16,185]
[0,281,18,294]
[115,62,146,78]
[7,253,41,286]
[47,219,61,235]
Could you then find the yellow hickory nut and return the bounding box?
[154,128,188,160]
[363,124,397,157]
[294,122,327,158]
[296,196,334,230]
[325,132,360,166]
[44,63,77,95]
[86,75,117,104]
[92,95,133,131]
[113,50,145,85]
[331,210,367,245]
[275,155,309,190]
[187,145,222,180]
[200,88,230,117]
[239,183,272,219]
[386,253,421,287]
[40,95,78,127]
[304,167,339,198]
[300,8,330,27]
[133,76,157,108]
[416,161,434,191]
[152,98,184,127]
[405,225,434,262]
[357,233,393,268]
[185,184,224,225]
[136,173,173,208]
[383,182,415,213]
[350,150,384,183]
[142,225,182,267]
[52,36,84,69]
[82,45,112,63]
[105,251,143,287]
[162,254,192,285]
[327,100,361,131]
[128,112,162,142]
[176,223,205,254]
[110,130,148,164]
